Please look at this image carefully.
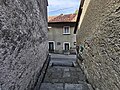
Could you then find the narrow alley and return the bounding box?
[40,54,91,90]
[0,0,119,90]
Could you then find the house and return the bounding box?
[48,14,77,54]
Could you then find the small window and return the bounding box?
[63,26,70,34]
[57,42,61,45]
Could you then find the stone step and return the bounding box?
[50,61,74,67]
[40,83,90,90]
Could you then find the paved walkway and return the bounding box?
[40,54,91,90]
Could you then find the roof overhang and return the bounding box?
[46,0,48,6]
[74,0,85,34]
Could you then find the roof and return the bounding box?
[48,14,77,23]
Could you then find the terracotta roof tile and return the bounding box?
[48,14,77,22]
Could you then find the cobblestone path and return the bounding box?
[40,54,91,90]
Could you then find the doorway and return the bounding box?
[63,42,70,51]
[49,41,55,53]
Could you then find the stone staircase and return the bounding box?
[40,61,91,90]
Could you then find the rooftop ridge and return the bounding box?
[48,13,77,22]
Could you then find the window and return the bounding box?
[57,42,61,45]
[63,26,70,34]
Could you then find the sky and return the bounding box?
[48,0,80,16]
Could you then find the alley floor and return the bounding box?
[40,54,91,90]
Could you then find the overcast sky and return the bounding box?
[48,0,80,16]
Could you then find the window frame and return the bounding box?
[63,26,70,35]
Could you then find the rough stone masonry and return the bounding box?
[76,0,120,90]
[0,0,48,90]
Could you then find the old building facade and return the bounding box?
[48,14,77,54]
[75,0,120,90]
[0,0,48,90]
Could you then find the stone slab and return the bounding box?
[64,68,70,72]
[65,84,83,90]
[63,72,71,77]
[40,83,64,90]
[65,84,90,90]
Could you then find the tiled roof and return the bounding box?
[48,14,77,22]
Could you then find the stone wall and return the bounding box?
[0,0,48,90]
[77,0,120,90]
